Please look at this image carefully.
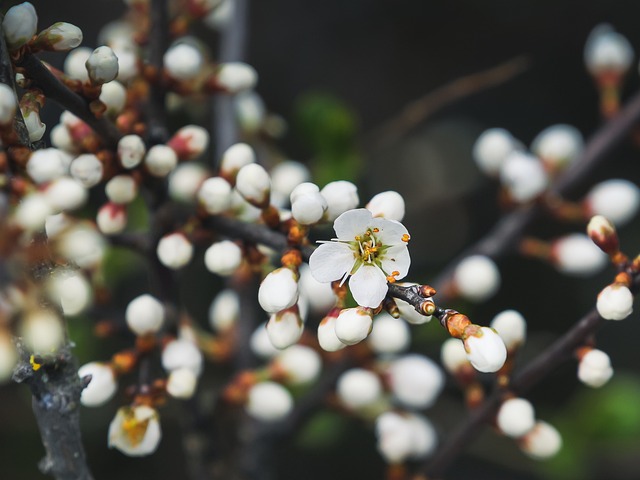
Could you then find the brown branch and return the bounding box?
[364,56,531,150]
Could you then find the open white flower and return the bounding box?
[108,405,162,456]
[309,209,411,308]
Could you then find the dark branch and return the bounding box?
[146,0,170,145]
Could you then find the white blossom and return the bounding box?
[334,307,373,345]
[163,43,203,80]
[204,240,242,276]
[309,209,411,308]
[157,232,193,269]
[70,153,104,188]
[86,46,119,84]
[578,349,613,388]
[463,326,507,373]
[440,338,470,375]
[108,405,162,456]
[208,289,240,332]
[44,177,88,212]
[366,191,405,221]
[274,345,321,385]
[497,398,536,438]
[198,176,233,214]
[368,312,410,354]
[49,271,92,316]
[27,149,66,184]
[78,362,117,407]
[490,310,527,351]
[531,124,583,170]
[258,268,299,314]
[220,143,255,182]
[3,2,37,50]
[320,181,359,221]
[21,310,64,354]
[291,190,327,225]
[317,312,346,352]
[145,145,178,177]
[584,24,633,75]
[166,368,198,399]
[519,421,562,459]
[97,203,127,235]
[250,322,280,359]
[552,233,608,276]
[597,284,633,320]
[162,338,203,376]
[584,179,640,227]
[125,294,165,336]
[169,164,208,203]
[500,151,548,203]
[266,309,303,350]
[64,47,92,81]
[167,125,209,161]
[388,354,444,409]
[271,161,311,206]
[99,81,127,116]
[472,128,519,177]
[336,368,382,409]
[235,163,271,208]
[453,255,501,302]
[246,381,293,422]
[216,62,258,93]
[118,134,146,169]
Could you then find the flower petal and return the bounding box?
[373,217,409,245]
[379,244,411,279]
[349,264,388,308]
[309,242,354,283]
[334,208,373,240]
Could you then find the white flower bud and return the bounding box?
[552,233,608,276]
[597,284,633,320]
[45,212,72,239]
[334,307,373,346]
[198,176,232,214]
[108,405,161,456]
[453,255,501,302]
[578,349,613,388]
[44,177,88,212]
[215,62,258,93]
[22,108,46,142]
[0,330,18,383]
[166,367,198,399]
[497,398,536,438]
[125,294,165,336]
[472,128,518,176]
[388,354,444,409]
[274,345,321,385]
[145,145,178,177]
[86,46,119,84]
[271,161,310,206]
[531,124,583,170]
[290,182,320,204]
[500,151,548,203]
[368,312,410,354]
[584,24,633,76]
[366,191,405,221]
[70,153,104,188]
[317,312,346,352]
[519,421,562,459]
[246,381,293,421]
[156,232,193,270]
[168,164,207,203]
[584,179,640,227]
[376,412,436,463]
[208,289,239,332]
[440,338,470,375]
[463,326,507,373]
[204,240,242,276]
[266,309,303,350]
[258,268,299,314]
[164,43,203,80]
[105,175,137,204]
[167,125,209,161]
[0,83,17,125]
[22,310,64,354]
[118,135,146,169]
[49,271,92,316]
[291,191,327,225]
[204,0,234,29]
[64,47,92,81]
[39,22,83,51]
[114,47,138,82]
[220,143,255,182]
[98,20,136,50]
[78,362,117,407]
[250,322,280,359]
[406,414,438,459]
[50,124,76,152]
[162,338,203,376]
[298,264,335,314]
[57,223,105,269]
[490,310,527,351]
[27,148,66,184]
[97,202,127,235]
[99,81,127,116]
[3,2,37,50]
[320,181,359,221]
[235,91,266,133]
[337,368,382,409]
[236,163,271,208]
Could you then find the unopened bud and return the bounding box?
[45,177,88,212]
[35,22,83,52]
[587,215,618,254]
[497,397,535,438]
[162,338,203,376]
[64,47,92,81]
[157,232,193,270]
[214,62,258,93]
[219,143,255,183]
[99,81,127,116]
[258,268,299,314]
[366,191,405,221]
[0,84,17,126]
[490,310,527,352]
[164,43,203,80]
[70,153,104,188]
[577,348,613,387]
[106,175,137,204]
[334,307,373,346]
[440,338,470,375]
[585,24,633,76]
[246,381,293,422]
[317,310,346,352]
[167,125,209,161]
[78,362,117,407]
[273,345,321,385]
[472,128,519,177]
[530,124,583,171]
[3,2,38,50]
[584,179,640,227]
[204,240,242,276]
[86,46,119,84]
[118,134,146,169]
[235,163,271,208]
[597,283,633,320]
[453,255,501,302]
[336,368,382,409]
[266,308,303,350]
[551,233,608,277]
[27,148,66,184]
[519,421,562,459]
[320,181,359,221]
[145,145,178,177]
[125,294,165,336]
[368,313,410,354]
[387,354,444,409]
[166,368,198,399]
[198,176,233,214]
[500,151,548,203]
[462,325,507,373]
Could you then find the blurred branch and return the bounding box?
[146,0,170,145]
[364,56,531,150]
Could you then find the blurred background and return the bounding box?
[3,0,640,479]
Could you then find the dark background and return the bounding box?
[2,1,640,479]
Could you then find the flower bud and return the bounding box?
[587,215,619,254]
[78,362,117,407]
[45,177,88,212]
[220,143,255,183]
[45,212,72,239]
[102,178,134,207]
[584,24,633,76]
[27,148,66,184]
[125,294,165,336]
[334,307,373,346]
[440,338,470,375]
[387,354,444,408]
[246,381,293,421]
[114,47,138,82]
[86,46,119,84]
[118,134,146,169]
[490,310,527,352]
[204,0,233,29]
[366,191,405,221]
[519,421,562,459]
[22,310,64,354]
[584,179,640,227]
[204,240,242,276]
[577,348,613,388]
[50,124,76,153]
[597,284,633,320]
[250,322,279,359]
[3,2,37,50]
[14,193,52,231]
[266,308,303,350]
[320,181,359,221]
[274,345,321,385]
[99,81,127,116]
[530,124,583,171]
[500,151,548,203]
[162,338,203,376]
[271,161,310,206]
[198,176,233,214]
[258,268,299,314]
[208,289,239,332]
[376,412,437,463]
[169,164,208,203]
[57,223,106,269]
[35,22,83,51]
[291,191,327,225]
[49,271,92,316]
[166,367,198,399]
[22,107,46,142]
[235,163,271,208]
[551,233,608,276]
[145,145,178,177]
[64,47,92,81]
[368,312,410,354]
[0,83,17,126]
[453,255,501,302]
[164,43,203,80]
[108,405,161,456]
[70,153,104,187]
[97,202,127,235]
[215,62,258,93]
[235,91,266,133]
[157,232,193,270]
[317,311,346,352]
[472,128,518,177]
[462,325,507,373]
[497,397,535,438]
[298,264,335,314]
[167,125,209,161]
[336,368,382,409]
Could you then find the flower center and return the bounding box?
[354,228,382,263]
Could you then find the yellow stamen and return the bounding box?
[402,234,410,243]
[30,355,41,371]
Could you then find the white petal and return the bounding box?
[379,244,411,279]
[309,242,354,283]
[333,208,373,240]
[349,265,388,308]
[372,218,409,245]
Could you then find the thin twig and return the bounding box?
[146,0,170,145]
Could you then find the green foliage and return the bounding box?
[296,410,350,450]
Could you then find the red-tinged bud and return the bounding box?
[587,215,619,254]
[167,125,209,161]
